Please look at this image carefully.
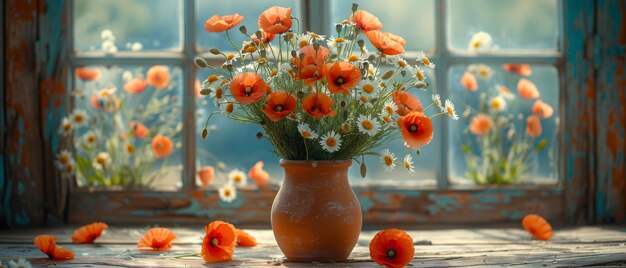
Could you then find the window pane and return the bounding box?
[74,0,183,52]
[72,65,183,189]
[330,0,435,53]
[447,64,559,185]
[195,0,301,52]
[447,0,560,51]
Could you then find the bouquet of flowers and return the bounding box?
[195,4,457,174]
[456,32,557,184]
[56,61,181,188]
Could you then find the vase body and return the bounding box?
[271,159,362,262]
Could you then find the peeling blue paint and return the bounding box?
[427,193,460,214]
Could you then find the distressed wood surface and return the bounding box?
[0,226,625,267]
[67,186,564,227]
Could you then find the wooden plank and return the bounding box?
[67,186,564,227]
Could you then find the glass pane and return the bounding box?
[448,64,559,185]
[195,0,301,52]
[447,0,560,51]
[330,0,435,53]
[74,0,183,52]
[69,65,183,189]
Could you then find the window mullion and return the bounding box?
[435,0,449,189]
[182,0,197,190]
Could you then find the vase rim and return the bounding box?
[280,159,352,168]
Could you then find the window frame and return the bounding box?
[65,0,569,226]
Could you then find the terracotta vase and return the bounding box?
[271,159,362,262]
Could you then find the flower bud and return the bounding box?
[256,132,263,140]
[209,48,221,55]
[194,57,208,68]
[360,162,367,178]
[381,69,394,80]
[352,3,359,12]
[340,100,347,107]
[291,50,297,58]
[200,88,211,96]
[239,25,248,35]
[335,24,343,34]
[357,39,365,48]
[415,148,421,155]
[201,128,208,139]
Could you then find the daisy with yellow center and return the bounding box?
[358,80,379,97]
[228,169,247,187]
[431,94,444,111]
[489,96,507,112]
[497,85,516,100]
[403,155,415,174]
[59,117,73,136]
[416,51,435,69]
[297,123,318,139]
[82,131,97,147]
[395,58,409,69]
[97,86,117,97]
[93,152,111,170]
[326,36,350,52]
[320,131,342,153]
[468,64,494,80]
[468,31,493,51]
[219,184,237,203]
[411,66,426,81]
[125,144,135,154]
[71,109,88,127]
[55,150,72,170]
[356,115,381,136]
[444,99,459,120]
[348,54,360,62]
[380,149,397,172]
[210,87,225,104]
[358,94,374,108]
[382,101,399,117]
[64,159,76,175]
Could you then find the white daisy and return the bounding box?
[93,152,111,171]
[468,64,494,80]
[490,96,507,112]
[320,131,342,153]
[432,94,444,111]
[358,94,375,108]
[297,123,319,139]
[416,51,435,69]
[55,150,72,170]
[497,85,516,100]
[326,37,350,51]
[210,87,226,104]
[59,117,73,136]
[70,109,88,127]
[356,115,381,136]
[100,29,114,41]
[62,159,76,175]
[382,101,399,117]
[122,71,133,82]
[130,42,143,51]
[218,184,237,203]
[411,66,426,81]
[228,169,247,187]
[381,55,400,65]
[82,131,97,147]
[357,80,379,97]
[394,58,409,69]
[380,149,396,172]
[444,99,459,120]
[468,31,493,51]
[379,113,394,125]
[8,258,33,268]
[403,154,415,174]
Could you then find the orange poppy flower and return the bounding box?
[526,115,542,137]
[129,121,149,138]
[384,32,407,46]
[236,229,257,247]
[323,62,362,95]
[201,220,237,263]
[198,166,215,187]
[75,67,101,81]
[365,30,405,55]
[397,112,433,149]
[350,10,383,32]
[72,222,108,244]
[137,227,176,250]
[503,63,532,76]
[302,93,336,119]
[522,214,553,240]
[531,100,554,119]
[461,72,478,92]
[230,72,269,105]
[262,91,297,122]
[369,229,415,268]
[392,90,423,116]
[251,30,276,44]
[258,6,292,34]
[152,135,173,158]
[34,235,75,260]
[204,13,244,32]
[146,65,170,89]
[248,161,270,188]
[469,114,494,136]
[293,45,329,85]
[123,77,147,94]
[517,78,540,99]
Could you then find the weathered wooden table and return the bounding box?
[0,226,625,267]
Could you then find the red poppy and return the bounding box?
[261,91,297,122]
[397,111,434,149]
[517,78,540,99]
[236,229,257,247]
[526,115,542,137]
[137,227,176,250]
[248,161,270,188]
[129,121,149,138]
[369,229,415,268]
[293,45,329,85]
[461,72,478,92]
[204,14,244,32]
[469,114,494,136]
[503,63,532,76]
[392,90,423,116]
[198,166,215,187]
[531,100,554,119]
[146,65,170,89]
[522,214,553,240]
[365,31,405,55]
[75,67,101,81]
[302,93,336,119]
[123,77,147,94]
[34,235,75,260]
[152,135,173,158]
[72,222,108,244]
[251,30,276,44]
[350,10,383,32]
[230,72,269,105]
[323,62,362,95]
[258,6,293,34]
[384,32,407,46]
[201,221,237,263]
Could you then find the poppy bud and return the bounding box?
[226,65,233,73]
[255,31,262,38]
[415,149,421,155]
[201,128,208,139]
[360,163,367,178]
[194,57,208,68]
[299,53,305,61]
[357,39,365,48]
[401,70,407,77]
[368,54,376,62]
[260,50,267,58]
[313,43,320,51]
[200,89,211,96]
[352,3,359,12]
[256,132,263,140]
[335,24,343,34]
[363,61,369,70]
[291,50,297,58]
[382,70,394,80]
[340,100,347,107]
[239,25,248,35]
[225,103,234,113]
[341,122,351,133]
[209,48,221,55]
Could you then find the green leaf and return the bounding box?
[536,139,548,151]
[462,145,471,154]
